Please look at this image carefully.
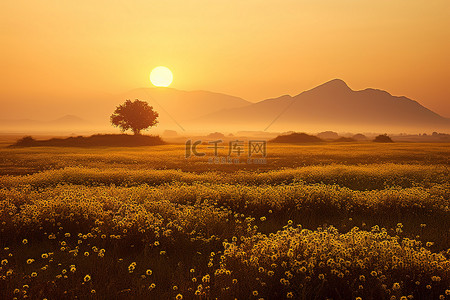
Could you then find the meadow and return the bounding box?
[0,142,449,299]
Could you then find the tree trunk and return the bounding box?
[133,129,141,135]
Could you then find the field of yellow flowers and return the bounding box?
[0,143,449,299]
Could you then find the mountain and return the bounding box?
[1,81,448,134]
[114,88,251,129]
[190,79,450,132]
[0,115,89,133]
[49,115,87,125]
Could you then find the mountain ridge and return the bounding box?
[189,79,449,132]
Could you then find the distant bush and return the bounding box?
[373,134,393,143]
[14,136,36,146]
[207,132,225,139]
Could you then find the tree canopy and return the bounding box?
[110,99,159,135]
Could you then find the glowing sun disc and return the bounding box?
[150,66,173,87]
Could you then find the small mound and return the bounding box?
[270,132,322,143]
[9,134,165,148]
[373,134,394,143]
[317,131,339,140]
[352,133,367,141]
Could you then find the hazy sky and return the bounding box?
[1,0,449,118]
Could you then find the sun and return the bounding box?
[150,66,173,87]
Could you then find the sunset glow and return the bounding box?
[1,0,449,121]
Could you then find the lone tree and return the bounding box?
[110,99,159,135]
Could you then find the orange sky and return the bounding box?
[1,0,449,118]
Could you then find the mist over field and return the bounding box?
[2,79,450,135]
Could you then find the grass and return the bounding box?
[0,142,448,175]
[0,142,449,299]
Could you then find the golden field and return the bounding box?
[0,142,449,299]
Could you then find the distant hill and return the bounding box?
[0,115,89,132]
[317,131,340,140]
[50,114,85,125]
[271,132,322,143]
[191,79,450,132]
[352,133,368,141]
[116,88,251,128]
